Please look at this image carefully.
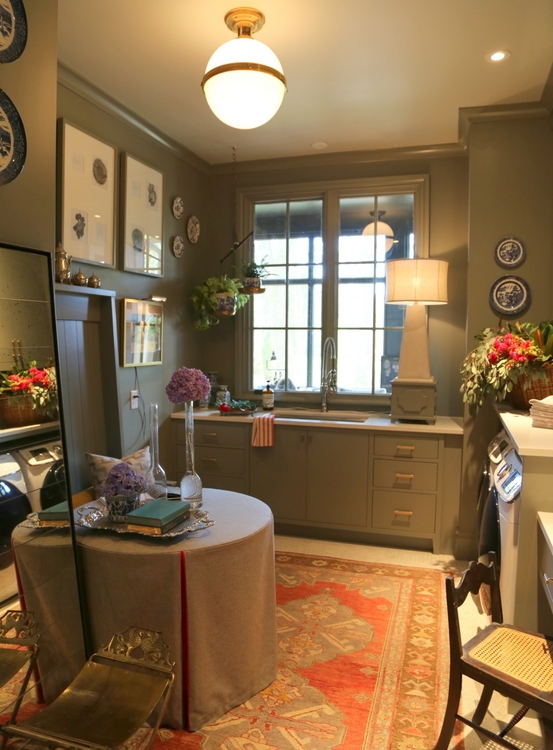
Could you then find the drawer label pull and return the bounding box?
[394,509,414,517]
[203,433,218,437]
[396,445,415,452]
[395,473,415,480]
[202,458,218,464]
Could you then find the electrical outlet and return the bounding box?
[130,390,139,410]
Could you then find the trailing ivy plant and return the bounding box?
[190,275,249,330]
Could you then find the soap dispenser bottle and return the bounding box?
[262,380,274,411]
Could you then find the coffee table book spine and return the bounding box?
[126,513,190,535]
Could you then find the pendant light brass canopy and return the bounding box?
[201,7,287,130]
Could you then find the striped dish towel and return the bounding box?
[251,413,276,447]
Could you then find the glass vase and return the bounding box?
[180,400,202,509]
[148,403,167,499]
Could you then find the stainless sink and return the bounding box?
[272,408,371,422]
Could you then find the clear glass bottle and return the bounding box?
[148,402,167,499]
[262,381,274,410]
[180,401,202,508]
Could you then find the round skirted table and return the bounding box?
[12,489,277,731]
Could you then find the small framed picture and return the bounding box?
[380,356,399,393]
[58,120,116,267]
[121,298,163,367]
[122,154,163,276]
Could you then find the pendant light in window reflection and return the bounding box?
[362,210,395,254]
[201,7,287,129]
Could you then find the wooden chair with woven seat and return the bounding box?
[434,554,553,750]
[0,625,174,750]
[0,610,39,725]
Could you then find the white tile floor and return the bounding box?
[275,534,548,750]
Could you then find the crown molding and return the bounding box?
[209,141,467,175]
[57,63,210,175]
[458,101,550,147]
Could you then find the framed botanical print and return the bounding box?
[121,298,163,367]
[122,154,163,276]
[58,120,116,267]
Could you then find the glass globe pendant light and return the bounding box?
[201,7,287,130]
[362,210,395,254]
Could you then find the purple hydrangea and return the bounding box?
[166,367,211,404]
[100,462,149,498]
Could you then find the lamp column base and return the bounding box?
[391,378,437,424]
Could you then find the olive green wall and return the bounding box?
[56,78,214,479]
[456,114,553,560]
[0,0,58,252]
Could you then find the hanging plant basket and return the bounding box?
[213,292,238,317]
[240,277,266,295]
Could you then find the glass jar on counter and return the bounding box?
[215,385,231,405]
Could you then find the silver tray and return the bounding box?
[23,505,214,538]
[75,504,214,537]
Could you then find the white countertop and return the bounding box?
[499,411,553,457]
[171,409,464,435]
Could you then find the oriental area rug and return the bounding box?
[0,553,457,750]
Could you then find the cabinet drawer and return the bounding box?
[372,490,436,534]
[178,421,246,447]
[374,435,439,460]
[195,446,245,476]
[373,459,438,491]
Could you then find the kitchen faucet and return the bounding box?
[321,336,337,412]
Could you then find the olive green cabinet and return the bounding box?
[174,416,462,554]
[250,428,369,528]
[175,420,249,494]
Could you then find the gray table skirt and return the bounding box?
[12,489,278,731]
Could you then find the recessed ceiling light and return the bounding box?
[311,142,328,150]
[487,50,510,62]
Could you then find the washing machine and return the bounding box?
[12,440,66,513]
[492,437,522,624]
[0,453,32,604]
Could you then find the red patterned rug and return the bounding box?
[1,552,458,750]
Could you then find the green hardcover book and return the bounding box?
[125,499,191,527]
[37,501,70,522]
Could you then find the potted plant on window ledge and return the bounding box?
[238,258,270,294]
[191,275,249,330]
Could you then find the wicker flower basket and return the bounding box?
[0,394,57,428]
[507,365,553,411]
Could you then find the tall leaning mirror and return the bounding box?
[0,241,86,716]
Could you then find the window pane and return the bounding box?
[338,283,374,328]
[288,329,321,390]
[253,274,287,328]
[288,282,322,328]
[254,203,287,264]
[253,329,286,390]
[337,330,374,392]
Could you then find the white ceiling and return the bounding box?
[57,0,553,166]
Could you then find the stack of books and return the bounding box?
[37,501,70,527]
[126,499,191,535]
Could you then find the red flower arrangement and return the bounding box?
[0,361,57,409]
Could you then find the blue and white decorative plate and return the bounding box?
[0,0,27,64]
[494,237,526,268]
[489,275,531,316]
[0,89,26,186]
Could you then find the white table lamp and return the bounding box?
[386,258,448,423]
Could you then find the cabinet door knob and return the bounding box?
[544,574,553,586]
[395,473,415,480]
[394,509,414,517]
